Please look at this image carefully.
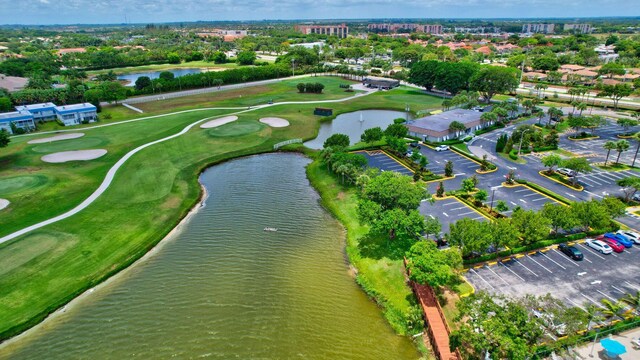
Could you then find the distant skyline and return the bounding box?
[0,0,638,25]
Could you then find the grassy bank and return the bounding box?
[87,61,240,75]
[306,159,416,335]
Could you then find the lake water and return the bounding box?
[0,154,418,359]
[118,68,202,87]
[304,110,410,149]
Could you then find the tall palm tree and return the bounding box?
[621,291,640,315]
[615,139,631,164]
[577,102,588,116]
[600,299,627,320]
[603,141,617,166]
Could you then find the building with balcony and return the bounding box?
[295,23,348,38]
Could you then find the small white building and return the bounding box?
[54,103,97,126]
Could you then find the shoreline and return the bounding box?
[0,183,208,349]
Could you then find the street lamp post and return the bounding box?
[490,187,498,212]
[517,129,532,157]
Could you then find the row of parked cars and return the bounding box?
[558,230,640,260]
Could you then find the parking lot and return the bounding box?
[354,150,414,176]
[419,196,488,233]
[490,184,562,215]
[417,145,480,176]
[465,240,640,312]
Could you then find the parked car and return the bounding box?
[604,232,634,248]
[406,151,414,157]
[596,236,625,253]
[557,168,576,177]
[632,193,640,202]
[616,230,640,245]
[585,239,613,254]
[558,244,583,260]
[434,145,449,152]
[409,141,419,148]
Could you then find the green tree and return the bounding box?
[360,127,383,143]
[598,62,626,78]
[435,61,479,95]
[236,51,257,65]
[451,292,545,359]
[159,71,175,81]
[474,189,488,206]
[614,139,630,164]
[97,81,127,104]
[562,157,592,186]
[532,56,560,71]
[541,203,577,233]
[511,208,551,245]
[408,60,440,91]
[603,140,617,166]
[470,66,520,103]
[571,200,611,232]
[449,121,467,138]
[384,123,408,138]
[134,76,152,91]
[617,176,640,202]
[617,118,639,135]
[488,218,519,250]
[0,129,10,148]
[424,217,442,240]
[166,52,181,64]
[0,97,11,112]
[460,177,476,193]
[597,84,633,110]
[211,51,227,64]
[444,160,453,177]
[406,241,462,288]
[541,154,562,174]
[602,197,627,219]
[495,200,509,213]
[323,133,350,149]
[448,218,491,257]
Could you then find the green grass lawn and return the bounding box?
[87,61,240,75]
[0,85,443,341]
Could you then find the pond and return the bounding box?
[304,110,410,149]
[0,154,419,359]
[117,68,202,87]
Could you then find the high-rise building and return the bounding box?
[521,23,555,34]
[367,23,442,35]
[564,24,593,34]
[295,23,348,38]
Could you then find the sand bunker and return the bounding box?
[259,117,290,128]
[0,199,9,211]
[41,149,107,163]
[200,116,238,129]
[28,133,85,144]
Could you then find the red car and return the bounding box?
[596,235,625,253]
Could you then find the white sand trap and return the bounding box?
[41,149,107,163]
[200,116,238,129]
[0,199,9,211]
[28,133,85,144]
[259,117,290,128]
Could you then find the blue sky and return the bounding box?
[0,0,637,25]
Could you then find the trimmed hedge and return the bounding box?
[515,179,572,205]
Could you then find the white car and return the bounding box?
[434,145,449,152]
[586,239,613,254]
[616,230,640,245]
[557,168,576,177]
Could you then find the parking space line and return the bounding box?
[581,293,605,309]
[539,251,566,270]
[469,269,495,291]
[565,297,587,312]
[514,189,529,193]
[552,249,580,267]
[577,243,606,260]
[624,281,640,291]
[499,261,525,282]
[596,290,617,302]
[531,197,548,202]
[486,265,510,286]
[612,285,626,294]
[527,255,553,274]
[514,258,538,277]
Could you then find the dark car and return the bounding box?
[409,141,419,148]
[558,244,583,261]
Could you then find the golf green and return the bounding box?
[0,175,49,196]
[207,121,266,138]
[30,137,107,154]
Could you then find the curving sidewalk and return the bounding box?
[0,89,377,245]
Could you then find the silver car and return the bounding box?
[586,239,613,254]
